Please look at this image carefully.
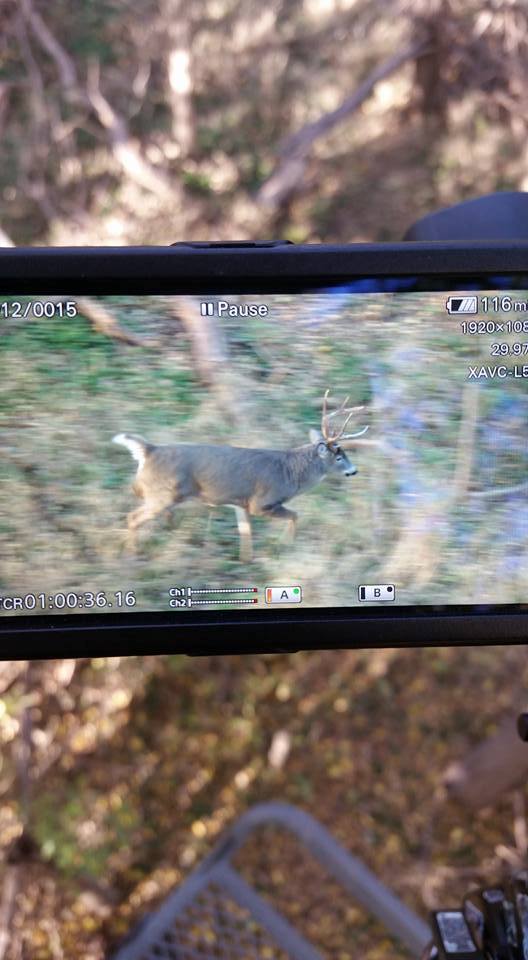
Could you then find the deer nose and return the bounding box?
[344,465,357,476]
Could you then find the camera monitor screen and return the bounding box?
[2,280,528,643]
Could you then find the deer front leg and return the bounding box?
[232,506,253,562]
[260,502,298,540]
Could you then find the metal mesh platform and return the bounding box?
[143,882,291,960]
[111,803,430,960]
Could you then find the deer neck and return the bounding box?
[285,444,327,493]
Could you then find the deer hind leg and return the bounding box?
[126,497,175,553]
[232,506,253,562]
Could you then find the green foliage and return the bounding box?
[182,169,213,195]
[58,0,120,63]
[35,788,141,877]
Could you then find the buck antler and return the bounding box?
[321,389,369,443]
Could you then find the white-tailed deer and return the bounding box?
[113,391,368,560]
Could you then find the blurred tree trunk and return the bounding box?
[381,383,480,588]
[175,297,228,386]
[170,298,245,426]
[162,0,196,157]
[412,0,453,130]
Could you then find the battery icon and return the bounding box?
[446,296,478,314]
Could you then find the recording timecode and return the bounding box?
[0,591,136,611]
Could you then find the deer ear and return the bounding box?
[309,428,323,444]
[316,442,329,459]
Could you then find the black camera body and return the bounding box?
[2,197,528,659]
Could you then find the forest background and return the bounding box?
[1,1,528,957]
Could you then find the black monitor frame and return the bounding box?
[1,241,528,659]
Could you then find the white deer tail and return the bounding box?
[113,433,151,468]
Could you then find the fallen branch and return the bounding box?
[257,38,428,209]
[76,297,155,347]
[0,275,152,347]
[470,478,528,499]
[0,282,154,350]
